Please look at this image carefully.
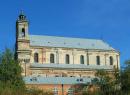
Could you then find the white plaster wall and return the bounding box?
[29,47,120,68]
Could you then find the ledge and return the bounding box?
[30,63,114,70]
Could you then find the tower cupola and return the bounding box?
[18,11,27,21]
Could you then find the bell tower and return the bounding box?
[16,11,29,40]
[15,11,31,76]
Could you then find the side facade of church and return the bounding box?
[15,12,120,94]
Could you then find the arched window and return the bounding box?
[66,54,70,64]
[80,55,84,64]
[22,28,25,37]
[50,53,55,63]
[110,56,113,65]
[96,56,100,65]
[34,53,39,63]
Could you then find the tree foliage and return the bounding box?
[0,49,53,95]
[0,49,25,95]
[0,49,25,86]
[121,60,130,94]
[91,68,121,95]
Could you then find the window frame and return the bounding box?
[96,56,100,65]
[21,28,25,37]
[66,54,70,64]
[110,56,113,65]
[50,53,55,63]
[34,53,39,63]
[80,55,84,64]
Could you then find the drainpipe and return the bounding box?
[62,84,64,95]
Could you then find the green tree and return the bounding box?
[0,49,25,95]
[95,70,111,95]
[121,60,130,95]
[93,69,121,95]
[26,88,53,95]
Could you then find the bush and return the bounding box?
[26,88,53,95]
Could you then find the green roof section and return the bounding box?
[30,35,114,50]
[24,76,92,84]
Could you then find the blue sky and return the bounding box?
[0,0,130,67]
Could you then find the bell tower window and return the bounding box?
[22,28,25,37]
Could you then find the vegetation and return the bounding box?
[91,68,121,95]
[26,88,53,95]
[0,49,53,95]
[74,61,130,95]
[0,49,25,95]
[121,60,130,95]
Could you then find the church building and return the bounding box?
[15,12,120,95]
